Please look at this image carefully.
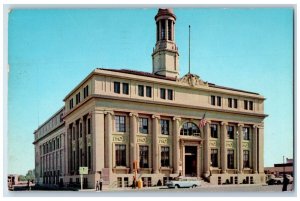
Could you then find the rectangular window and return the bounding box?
[138,85,144,96]
[139,146,149,168]
[123,83,129,95]
[160,88,166,99]
[211,95,215,105]
[244,100,248,110]
[115,144,126,166]
[146,86,152,97]
[69,98,73,110]
[227,125,234,139]
[167,89,173,100]
[249,101,253,110]
[168,20,172,40]
[243,150,250,168]
[161,146,170,167]
[114,82,120,94]
[87,118,91,134]
[227,150,234,169]
[76,93,80,104]
[160,119,169,135]
[88,146,92,170]
[211,149,218,167]
[83,85,89,99]
[234,99,238,108]
[217,96,222,106]
[228,98,232,108]
[115,116,126,132]
[243,127,250,140]
[79,123,82,138]
[210,124,218,138]
[139,118,148,134]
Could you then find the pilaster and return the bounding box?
[129,112,138,173]
[152,114,160,174]
[221,122,227,174]
[172,117,181,174]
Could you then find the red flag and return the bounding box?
[199,112,207,128]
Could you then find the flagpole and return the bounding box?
[189,25,191,74]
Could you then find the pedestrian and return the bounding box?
[99,178,103,191]
[132,176,136,189]
[27,180,30,191]
[96,181,99,191]
[282,174,289,192]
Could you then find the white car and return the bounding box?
[166,178,201,188]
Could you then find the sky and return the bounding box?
[7,7,293,175]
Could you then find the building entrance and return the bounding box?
[184,146,197,177]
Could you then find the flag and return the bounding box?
[199,112,207,128]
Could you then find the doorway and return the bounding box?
[184,146,197,177]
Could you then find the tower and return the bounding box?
[152,8,179,79]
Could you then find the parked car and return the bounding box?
[267,174,293,185]
[166,178,201,188]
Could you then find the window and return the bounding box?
[139,118,148,134]
[56,138,60,149]
[161,146,170,167]
[83,85,89,98]
[244,100,248,110]
[60,113,63,122]
[217,96,222,106]
[139,146,149,168]
[168,20,172,40]
[88,146,92,169]
[69,98,73,110]
[249,101,253,110]
[243,127,250,140]
[228,98,232,108]
[210,124,218,138]
[211,149,218,167]
[227,125,234,139]
[243,150,250,168]
[227,150,234,169]
[160,120,169,135]
[234,99,238,108]
[79,123,82,137]
[115,144,126,166]
[123,83,129,95]
[180,122,200,136]
[115,116,126,132]
[160,88,166,99]
[76,93,80,104]
[114,82,120,94]
[138,85,144,96]
[167,89,173,100]
[146,86,152,97]
[87,118,91,134]
[161,20,166,40]
[211,95,215,105]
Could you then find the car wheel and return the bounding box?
[175,184,179,189]
[192,185,197,188]
[277,181,282,185]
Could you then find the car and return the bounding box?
[286,175,294,184]
[166,178,201,188]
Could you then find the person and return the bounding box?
[99,178,103,191]
[96,181,99,191]
[282,174,289,191]
[132,176,136,189]
[27,180,30,191]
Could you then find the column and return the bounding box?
[66,127,71,175]
[91,111,105,174]
[170,20,173,41]
[203,121,210,177]
[73,123,78,174]
[172,117,181,174]
[152,115,160,174]
[104,111,113,173]
[258,125,264,173]
[129,113,138,173]
[221,122,227,174]
[61,134,65,176]
[82,117,87,166]
[252,125,258,174]
[197,145,201,178]
[238,124,243,173]
[173,21,175,41]
[165,19,168,40]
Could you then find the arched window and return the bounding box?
[180,122,200,136]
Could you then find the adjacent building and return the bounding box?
[33,8,267,188]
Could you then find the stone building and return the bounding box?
[33,8,267,188]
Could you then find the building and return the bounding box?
[33,8,267,188]
[265,158,294,177]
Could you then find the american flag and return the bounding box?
[199,112,207,128]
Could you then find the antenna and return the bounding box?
[189,25,191,74]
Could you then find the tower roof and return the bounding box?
[155,8,176,20]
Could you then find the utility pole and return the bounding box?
[283,156,285,176]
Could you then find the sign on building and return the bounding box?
[79,167,88,175]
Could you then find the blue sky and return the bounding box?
[7,8,293,175]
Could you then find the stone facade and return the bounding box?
[33,9,267,189]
